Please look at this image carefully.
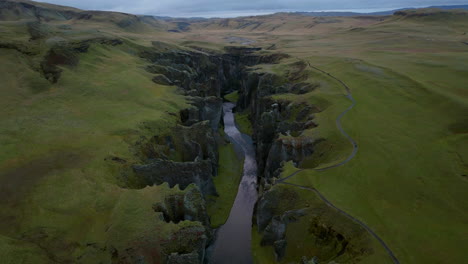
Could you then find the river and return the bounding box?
[210,102,258,264]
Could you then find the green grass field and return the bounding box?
[280,54,468,263]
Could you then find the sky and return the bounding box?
[36,0,468,17]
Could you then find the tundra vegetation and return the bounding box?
[0,1,467,263]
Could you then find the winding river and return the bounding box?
[210,102,258,264]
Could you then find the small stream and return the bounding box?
[210,102,258,264]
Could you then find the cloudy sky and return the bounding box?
[37,0,468,17]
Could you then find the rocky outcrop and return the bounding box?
[256,186,301,231]
[136,121,219,172]
[161,226,209,264]
[255,184,373,263]
[180,97,223,130]
[40,38,122,83]
[152,74,173,85]
[140,46,288,98]
[261,209,308,260]
[147,63,196,88]
[301,256,320,264]
[153,186,210,226]
[140,49,227,97]
[255,186,309,260]
[40,43,82,83]
[0,41,40,55]
[132,121,220,198]
[166,252,199,264]
[238,76,321,181]
[27,21,51,40]
[290,82,320,95]
[154,192,185,223]
[133,159,216,196]
[308,217,351,257]
[264,136,319,179]
[183,187,211,225]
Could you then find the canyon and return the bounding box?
[0,1,467,264]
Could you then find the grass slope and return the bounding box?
[283,55,468,263]
[0,26,198,261]
[207,142,243,227]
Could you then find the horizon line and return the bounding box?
[123,4,467,18]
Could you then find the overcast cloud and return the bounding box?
[36,0,468,17]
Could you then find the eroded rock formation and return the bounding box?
[127,46,289,263]
[161,226,210,264]
[153,186,210,226]
[134,159,217,196]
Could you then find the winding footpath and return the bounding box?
[280,182,400,264]
[275,62,400,264]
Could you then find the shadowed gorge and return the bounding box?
[0,1,467,264]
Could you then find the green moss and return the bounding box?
[234,111,253,135]
[224,91,239,102]
[0,236,50,264]
[251,226,277,263]
[207,143,243,227]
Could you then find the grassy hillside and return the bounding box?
[283,55,468,263]
[0,41,185,260]
[0,3,207,262]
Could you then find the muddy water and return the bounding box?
[210,102,258,264]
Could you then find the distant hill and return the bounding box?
[294,4,468,17]
[153,4,468,20]
[0,0,166,31]
[427,4,468,10]
[161,5,468,33]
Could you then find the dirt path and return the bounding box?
[308,62,358,171]
[277,63,357,183]
[275,62,400,264]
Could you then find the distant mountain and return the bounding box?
[294,4,468,17]
[293,11,365,17]
[155,16,209,22]
[428,5,468,10]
